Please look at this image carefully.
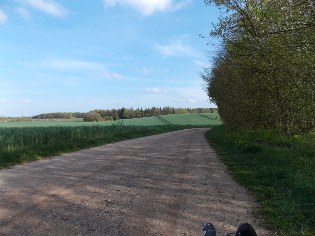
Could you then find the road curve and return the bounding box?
[0,128,270,235]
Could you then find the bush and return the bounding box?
[83,112,102,122]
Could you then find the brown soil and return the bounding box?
[0,128,271,235]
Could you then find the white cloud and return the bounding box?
[0,98,8,103]
[16,7,31,19]
[139,66,154,75]
[33,59,127,80]
[171,0,191,11]
[103,0,191,15]
[175,86,209,103]
[24,0,68,17]
[0,9,7,24]
[185,98,197,103]
[156,40,198,57]
[0,98,32,105]
[99,71,126,80]
[62,81,80,87]
[144,87,169,94]
[44,59,102,70]
[17,99,31,104]
[193,59,208,68]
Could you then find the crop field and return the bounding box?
[117,113,221,126]
[0,113,221,167]
[0,119,115,128]
[0,113,221,128]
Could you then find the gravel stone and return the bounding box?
[0,128,271,235]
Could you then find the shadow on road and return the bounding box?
[0,129,267,235]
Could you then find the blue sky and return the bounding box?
[0,0,219,116]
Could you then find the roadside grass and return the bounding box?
[0,113,221,168]
[0,124,215,168]
[205,126,315,235]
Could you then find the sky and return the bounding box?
[0,0,220,117]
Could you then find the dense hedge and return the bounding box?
[203,0,315,134]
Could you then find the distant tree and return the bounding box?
[72,112,86,118]
[102,116,113,121]
[111,109,119,120]
[118,108,126,119]
[33,112,73,119]
[32,107,218,122]
[83,112,102,122]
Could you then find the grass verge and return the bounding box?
[205,126,315,236]
[0,125,212,169]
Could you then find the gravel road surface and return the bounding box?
[0,128,270,235]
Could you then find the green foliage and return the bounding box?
[0,126,175,167]
[83,112,103,122]
[0,113,221,168]
[203,0,315,134]
[30,107,218,121]
[206,126,315,235]
[0,117,32,122]
[119,113,222,126]
[33,112,77,119]
[91,107,218,120]
[0,113,221,128]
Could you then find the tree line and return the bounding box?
[32,112,85,120]
[203,0,314,134]
[32,107,217,121]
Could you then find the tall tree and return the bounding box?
[203,0,315,133]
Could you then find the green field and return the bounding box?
[0,113,221,128]
[0,113,221,168]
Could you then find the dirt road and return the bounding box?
[0,128,270,235]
